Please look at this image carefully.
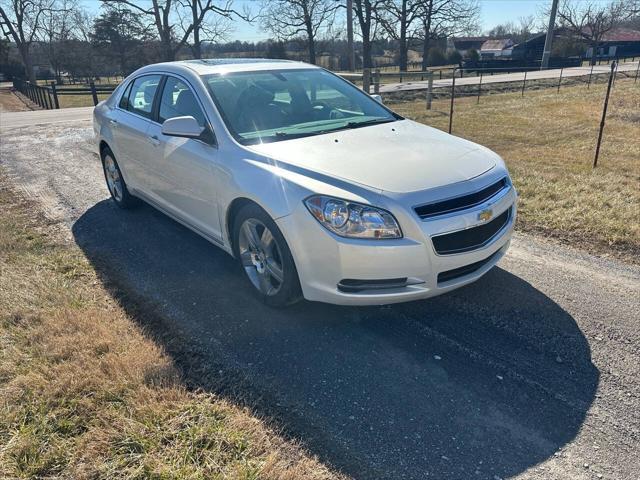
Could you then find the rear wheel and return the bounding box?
[233,204,301,307]
[101,149,138,209]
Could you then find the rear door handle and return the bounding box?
[148,135,161,146]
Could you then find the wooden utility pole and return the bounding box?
[541,0,559,69]
[347,0,355,70]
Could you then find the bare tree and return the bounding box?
[378,0,421,71]
[0,0,58,82]
[557,0,638,65]
[416,0,479,71]
[40,0,88,81]
[177,0,236,58]
[101,0,247,61]
[353,0,385,68]
[486,16,536,43]
[260,0,338,64]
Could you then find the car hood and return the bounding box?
[246,119,498,193]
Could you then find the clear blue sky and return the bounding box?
[79,0,555,41]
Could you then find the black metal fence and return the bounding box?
[12,79,117,109]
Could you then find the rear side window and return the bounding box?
[158,76,206,127]
[125,75,161,119]
[118,82,132,109]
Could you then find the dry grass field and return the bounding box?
[0,181,343,479]
[386,78,640,262]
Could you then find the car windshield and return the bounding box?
[202,68,400,145]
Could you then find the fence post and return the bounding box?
[521,70,528,96]
[594,62,616,168]
[477,72,483,104]
[448,72,456,134]
[89,80,99,106]
[46,87,53,110]
[50,82,60,109]
[36,85,44,108]
[426,73,433,110]
[557,67,563,93]
[374,68,380,94]
[363,68,371,94]
[42,86,50,109]
[587,64,594,89]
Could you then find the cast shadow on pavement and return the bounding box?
[73,200,599,480]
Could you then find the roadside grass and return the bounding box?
[0,179,343,479]
[57,93,111,108]
[386,78,640,262]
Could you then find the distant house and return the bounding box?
[585,28,640,59]
[480,38,514,58]
[448,36,488,56]
[510,32,550,62]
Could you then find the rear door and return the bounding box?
[145,75,222,241]
[108,74,162,191]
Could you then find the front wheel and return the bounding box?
[101,149,138,209]
[233,204,302,307]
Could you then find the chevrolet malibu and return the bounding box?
[93,59,517,306]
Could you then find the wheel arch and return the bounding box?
[99,140,111,159]
[225,197,263,255]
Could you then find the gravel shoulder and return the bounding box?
[1,120,639,480]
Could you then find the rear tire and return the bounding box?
[232,203,302,307]
[101,148,139,209]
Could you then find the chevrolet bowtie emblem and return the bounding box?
[478,209,493,222]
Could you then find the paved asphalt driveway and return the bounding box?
[1,111,639,480]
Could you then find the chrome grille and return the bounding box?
[415,178,508,219]
[432,207,511,255]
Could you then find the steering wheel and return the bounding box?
[312,100,342,119]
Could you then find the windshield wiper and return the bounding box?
[345,118,395,129]
[271,118,395,140]
[274,131,315,139]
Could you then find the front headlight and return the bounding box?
[304,195,402,239]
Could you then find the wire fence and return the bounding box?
[385,60,637,169]
[11,59,638,169]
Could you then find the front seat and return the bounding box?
[174,89,205,126]
[234,85,285,133]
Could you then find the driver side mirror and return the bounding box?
[161,116,216,145]
[162,116,204,139]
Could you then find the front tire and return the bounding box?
[233,204,302,307]
[101,149,138,209]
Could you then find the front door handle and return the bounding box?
[148,135,161,146]
[109,119,118,127]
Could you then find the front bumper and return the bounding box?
[277,185,517,306]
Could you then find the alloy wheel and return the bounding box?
[104,155,123,202]
[238,218,284,296]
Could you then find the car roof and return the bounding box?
[145,58,321,76]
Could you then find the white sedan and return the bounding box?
[93,59,517,306]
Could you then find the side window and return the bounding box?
[125,75,161,119]
[118,82,132,109]
[158,76,206,127]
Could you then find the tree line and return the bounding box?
[1,0,639,83]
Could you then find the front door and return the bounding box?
[145,75,222,241]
